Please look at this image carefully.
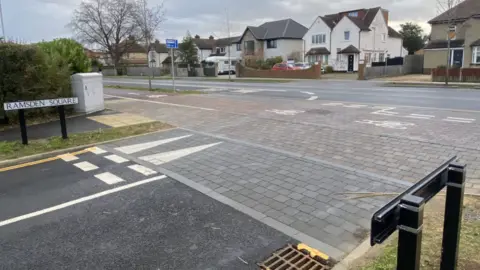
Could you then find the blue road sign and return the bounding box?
[166,39,178,49]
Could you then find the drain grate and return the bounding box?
[258,244,333,270]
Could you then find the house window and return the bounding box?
[244,41,255,55]
[379,53,385,62]
[365,53,371,64]
[236,44,242,51]
[473,47,480,64]
[348,12,358,17]
[267,39,277,49]
[220,47,225,53]
[381,33,386,42]
[344,31,350,41]
[312,34,326,44]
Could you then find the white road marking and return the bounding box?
[343,104,368,108]
[128,92,140,96]
[115,134,193,154]
[405,115,433,119]
[265,109,305,116]
[355,120,415,129]
[301,91,314,95]
[446,117,475,121]
[89,147,107,155]
[307,96,318,101]
[140,142,223,165]
[147,95,167,98]
[95,172,125,185]
[104,154,129,164]
[411,114,435,118]
[263,89,287,92]
[322,103,344,106]
[59,154,79,162]
[73,161,99,172]
[128,164,157,176]
[0,175,167,227]
[104,94,217,111]
[443,118,475,123]
[233,89,260,94]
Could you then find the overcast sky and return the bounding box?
[2,0,447,43]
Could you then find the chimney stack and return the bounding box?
[382,9,389,25]
[194,34,200,39]
[209,35,214,40]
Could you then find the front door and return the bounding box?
[451,49,463,68]
[348,55,354,72]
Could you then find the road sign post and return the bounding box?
[166,39,178,92]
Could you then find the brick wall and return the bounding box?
[236,64,322,79]
[432,68,480,82]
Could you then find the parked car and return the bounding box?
[272,63,295,71]
[294,62,312,70]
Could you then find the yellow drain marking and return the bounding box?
[0,148,92,173]
[297,243,329,261]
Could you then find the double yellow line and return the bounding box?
[0,148,94,173]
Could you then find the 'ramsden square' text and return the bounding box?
[4,98,79,111]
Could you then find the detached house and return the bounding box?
[304,7,406,72]
[236,19,308,63]
[191,35,242,61]
[424,0,480,73]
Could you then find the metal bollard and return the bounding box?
[396,194,425,270]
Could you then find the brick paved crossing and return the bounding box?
[106,130,407,255]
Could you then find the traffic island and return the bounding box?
[105,85,205,94]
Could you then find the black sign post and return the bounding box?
[58,105,68,139]
[18,109,28,145]
[4,98,79,145]
[370,157,466,270]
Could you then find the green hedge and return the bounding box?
[0,42,72,122]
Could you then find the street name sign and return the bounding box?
[4,97,79,111]
[3,97,79,145]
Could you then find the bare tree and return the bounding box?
[132,0,165,90]
[435,0,465,85]
[70,0,140,74]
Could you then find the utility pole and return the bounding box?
[0,0,5,39]
[226,8,232,81]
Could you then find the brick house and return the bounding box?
[424,0,480,73]
[236,19,308,64]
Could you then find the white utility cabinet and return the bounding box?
[71,73,105,114]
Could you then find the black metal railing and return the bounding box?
[370,156,466,270]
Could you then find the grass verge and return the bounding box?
[0,121,173,161]
[356,196,480,270]
[105,85,204,94]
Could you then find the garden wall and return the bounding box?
[236,64,321,79]
[432,68,480,82]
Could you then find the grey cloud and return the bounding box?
[5,0,441,42]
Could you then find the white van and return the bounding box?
[205,56,241,75]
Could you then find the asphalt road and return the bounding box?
[103,77,480,111]
[0,149,293,269]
